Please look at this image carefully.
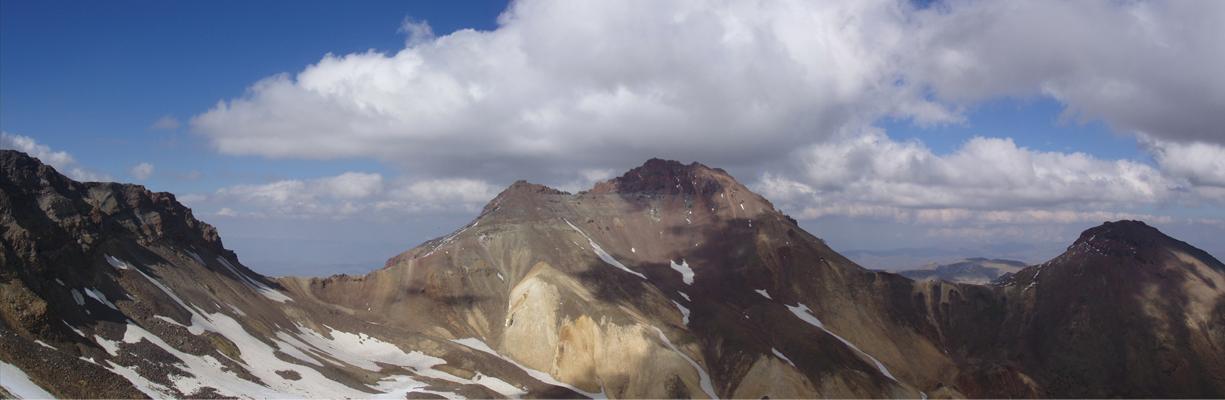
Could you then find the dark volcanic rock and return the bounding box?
[589,158,728,196]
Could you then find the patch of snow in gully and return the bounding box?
[62,321,86,338]
[0,360,56,399]
[564,219,646,279]
[215,256,292,303]
[786,303,897,382]
[771,348,796,367]
[651,327,718,399]
[451,337,605,399]
[670,259,695,285]
[672,301,691,325]
[83,287,119,310]
[105,254,132,270]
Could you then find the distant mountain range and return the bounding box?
[2,150,1223,398]
[897,258,1027,284]
[842,243,1057,271]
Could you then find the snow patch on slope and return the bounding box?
[117,320,304,398]
[451,337,604,399]
[105,254,132,270]
[564,219,646,279]
[277,324,527,398]
[152,315,187,328]
[771,348,796,367]
[672,301,691,325]
[0,360,55,399]
[116,308,462,398]
[215,256,292,303]
[288,326,428,371]
[786,303,897,382]
[117,257,460,398]
[128,262,212,335]
[62,321,86,338]
[421,221,476,258]
[95,334,121,356]
[83,287,119,310]
[786,304,825,328]
[652,327,718,399]
[671,259,695,285]
[103,360,177,399]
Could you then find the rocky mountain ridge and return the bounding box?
[2,150,1223,398]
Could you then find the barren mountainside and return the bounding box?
[2,150,1224,398]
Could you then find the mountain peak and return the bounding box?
[481,180,569,214]
[588,158,733,195]
[504,179,567,195]
[1072,220,1166,248]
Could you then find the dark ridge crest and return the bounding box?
[589,158,731,195]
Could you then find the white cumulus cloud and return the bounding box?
[191,0,1224,177]
[1145,138,1225,188]
[186,0,1225,231]
[129,162,155,180]
[201,172,495,219]
[755,128,1188,223]
[191,0,952,180]
[907,0,1225,145]
[316,172,385,199]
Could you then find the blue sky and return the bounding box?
[4,1,1223,275]
[2,1,505,192]
[881,98,1145,160]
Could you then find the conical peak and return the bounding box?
[504,180,568,195]
[1050,219,1197,263]
[480,180,568,214]
[1073,220,1166,248]
[589,158,735,196]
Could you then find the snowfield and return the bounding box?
[80,256,509,399]
[671,259,695,285]
[1,360,55,399]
